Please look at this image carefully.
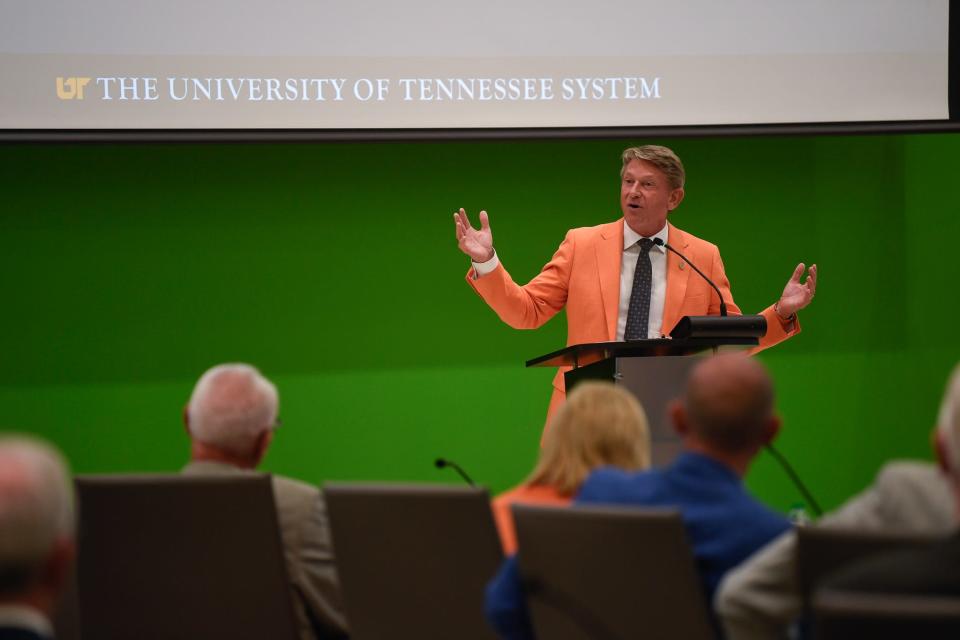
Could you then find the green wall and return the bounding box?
[1,134,957,514]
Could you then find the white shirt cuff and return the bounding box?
[471,251,500,277]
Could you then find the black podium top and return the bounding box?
[525,337,758,369]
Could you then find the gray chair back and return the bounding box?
[514,504,714,640]
[71,474,298,640]
[813,589,960,640]
[796,526,934,611]
[323,482,503,640]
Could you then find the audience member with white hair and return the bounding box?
[816,365,960,596]
[716,367,959,639]
[0,436,75,640]
[182,363,348,640]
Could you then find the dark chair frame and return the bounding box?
[513,504,715,640]
[323,482,504,640]
[58,474,299,640]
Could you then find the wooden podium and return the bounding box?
[526,316,765,466]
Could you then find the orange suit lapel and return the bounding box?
[596,220,623,341]
[661,223,692,336]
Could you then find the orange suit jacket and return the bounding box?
[466,219,799,423]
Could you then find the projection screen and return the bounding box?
[0,0,951,132]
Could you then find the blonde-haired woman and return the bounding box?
[492,381,651,554]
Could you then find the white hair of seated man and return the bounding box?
[936,363,960,490]
[187,363,279,458]
[0,436,74,597]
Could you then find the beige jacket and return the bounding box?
[183,461,348,640]
[715,461,957,640]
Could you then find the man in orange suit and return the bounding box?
[454,145,817,426]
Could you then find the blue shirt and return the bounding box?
[484,452,791,640]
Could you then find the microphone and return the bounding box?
[652,237,727,316]
[764,443,823,517]
[434,458,475,487]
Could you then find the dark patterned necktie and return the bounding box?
[624,238,655,340]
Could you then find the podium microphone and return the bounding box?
[652,237,727,316]
[434,458,476,487]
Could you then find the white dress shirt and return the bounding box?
[471,220,670,340]
[616,222,668,341]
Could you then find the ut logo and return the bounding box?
[56,77,91,100]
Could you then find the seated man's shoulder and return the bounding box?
[740,496,791,535]
[875,460,946,490]
[873,459,956,529]
[270,474,323,513]
[817,459,954,535]
[577,466,653,502]
[715,497,791,560]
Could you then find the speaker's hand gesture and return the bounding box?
[454,208,495,263]
[777,263,817,318]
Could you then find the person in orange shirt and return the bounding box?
[491,381,651,555]
[455,145,817,430]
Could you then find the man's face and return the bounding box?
[620,159,684,235]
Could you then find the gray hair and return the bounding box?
[621,145,686,190]
[187,364,279,457]
[937,363,960,483]
[0,435,74,593]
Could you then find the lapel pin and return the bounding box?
[679,261,685,270]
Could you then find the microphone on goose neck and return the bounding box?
[434,458,475,487]
[651,237,727,316]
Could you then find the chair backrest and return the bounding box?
[323,482,503,640]
[513,504,714,640]
[72,474,298,640]
[796,526,935,610]
[813,588,960,640]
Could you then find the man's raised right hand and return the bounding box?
[454,208,495,263]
